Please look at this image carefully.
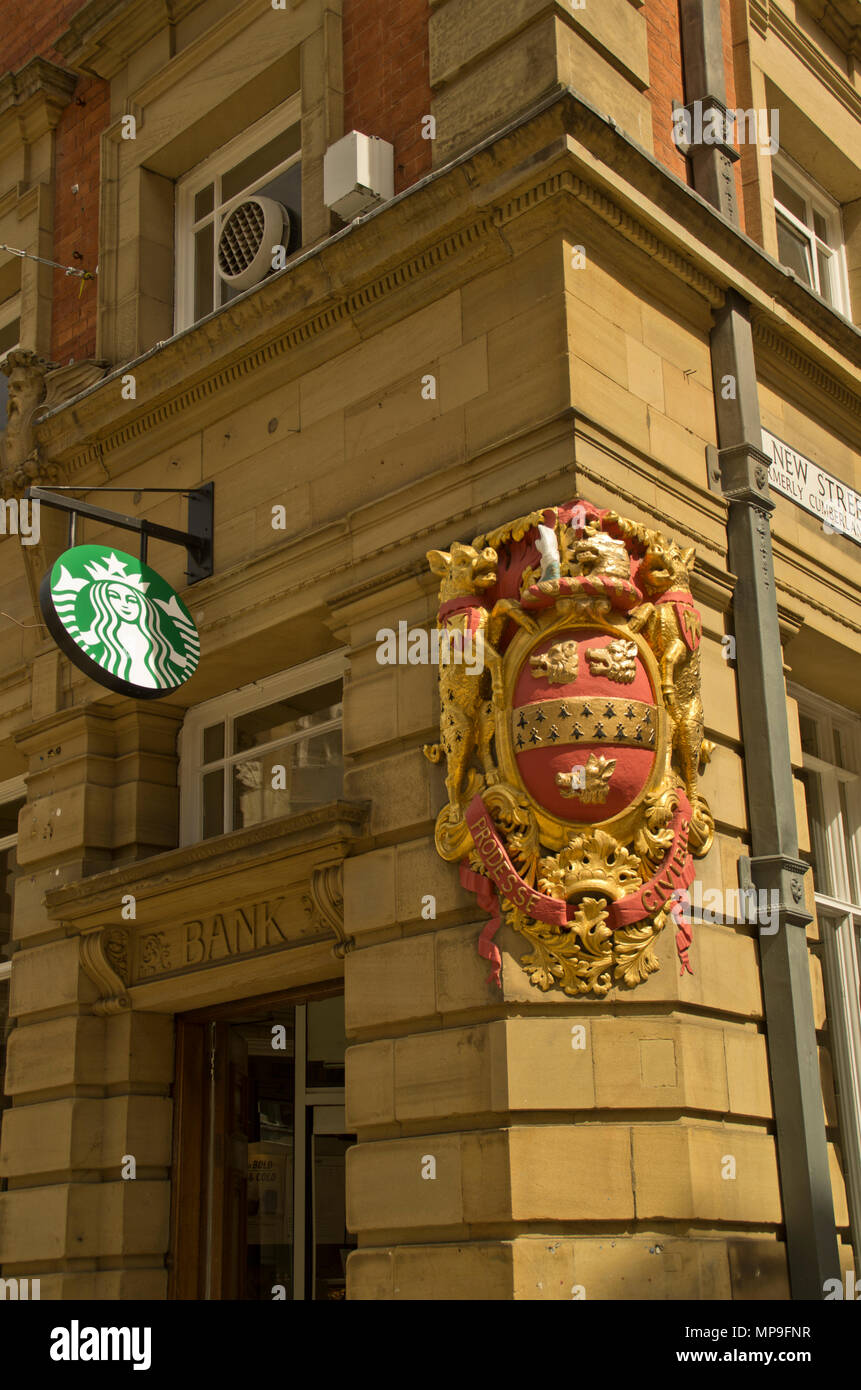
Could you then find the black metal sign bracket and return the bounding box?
[24,483,214,585]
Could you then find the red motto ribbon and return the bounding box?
[463,791,695,985]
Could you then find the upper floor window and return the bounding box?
[772,156,851,316]
[793,687,861,1258]
[175,95,302,332]
[179,652,345,846]
[797,694,861,906]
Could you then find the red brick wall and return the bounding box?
[0,0,87,70]
[643,0,745,228]
[51,75,110,364]
[0,0,108,364]
[343,0,432,194]
[644,0,690,183]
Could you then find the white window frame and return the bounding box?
[175,94,302,333]
[772,154,852,317]
[791,685,861,1257]
[0,774,26,983]
[179,652,347,847]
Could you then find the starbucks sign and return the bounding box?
[40,545,201,698]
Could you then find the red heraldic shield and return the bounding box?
[512,627,656,823]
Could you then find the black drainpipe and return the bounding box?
[679,0,841,1298]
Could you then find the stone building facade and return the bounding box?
[0,0,859,1300]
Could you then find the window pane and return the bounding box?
[313,1135,352,1300]
[240,1015,295,1301]
[233,680,342,755]
[800,768,834,896]
[307,996,346,1087]
[776,215,813,286]
[773,173,807,224]
[257,163,301,248]
[222,124,301,206]
[799,714,819,759]
[0,797,23,838]
[813,209,829,242]
[0,318,19,354]
[817,247,835,305]
[202,768,224,839]
[194,226,214,321]
[838,781,860,906]
[233,730,343,829]
[194,183,214,221]
[203,723,224,763]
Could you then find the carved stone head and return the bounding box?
[0,348,51,492]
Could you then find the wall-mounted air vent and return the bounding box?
[217,195,290,292]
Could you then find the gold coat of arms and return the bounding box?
[424,500,715,997]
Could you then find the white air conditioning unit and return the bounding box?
[217,195,291,292]
[323,131,394,221]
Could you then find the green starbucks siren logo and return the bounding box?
[40,545,200,699]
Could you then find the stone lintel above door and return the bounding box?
[44,799,368,1013]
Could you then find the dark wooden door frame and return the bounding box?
[168,980,343,1300]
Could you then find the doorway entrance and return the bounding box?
[170,986,355,1300]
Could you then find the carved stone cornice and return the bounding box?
[31,91,861,480]
[0,58,77,154]
[55,0,207,79]
[796,0,861,59]
[56,804,367,1000]
[750,0,770,38]
[36,167,725,476]
[752,316,861,424]
[776,574,861,635]
[769,2,861,118]
[46,800,369,923]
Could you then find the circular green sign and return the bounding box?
[40,545,201,699]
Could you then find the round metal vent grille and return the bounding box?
[216,196,289,292]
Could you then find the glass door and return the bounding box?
[171,990,355,1300]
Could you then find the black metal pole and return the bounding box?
[711,291,840,1299]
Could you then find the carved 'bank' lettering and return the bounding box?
[261,899,289,946]
[209,914,233,959]
[185,920,206,965]
[234,907,256,952]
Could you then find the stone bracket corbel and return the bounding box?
[738,854,812,931]
[309,861,353,958]
[78,925,131,1015]
[716,442,775,507]
[672,95,742,165]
